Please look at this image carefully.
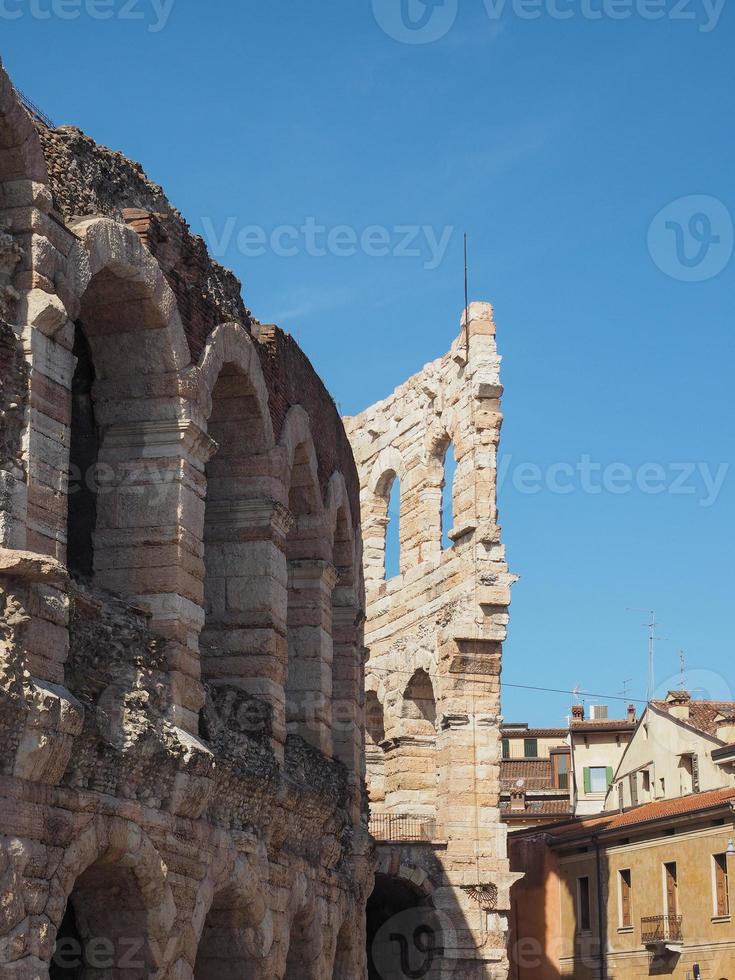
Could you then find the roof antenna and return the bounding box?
[678,650,687,690]
[463,232,469,351]
[627,607,665,702]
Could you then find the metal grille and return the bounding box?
[641,915,683,945]
[369,813,439,843]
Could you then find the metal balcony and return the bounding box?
[369,813,439,843]
[641,915,683,952]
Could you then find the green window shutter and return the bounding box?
[606,767,614,789]
[583,768,591,794]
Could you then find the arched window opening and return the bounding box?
[403,669,436,729]
[365,691,385,747]
[51,861,156,979]
[441,441,457,550]
[201,363,269,688]
[366,874,441,980]
[194,886,259,980]
[384,474,400,580]
[66,326,99,579]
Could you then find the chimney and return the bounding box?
[666,690,691,721]
[627,704,637,724]
[572,704,585,722]
[510,783,526,812]
[716,712,735,745]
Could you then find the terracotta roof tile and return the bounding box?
[500,759,555,784]
[651,699,735,738]
[501,728,568,738]
[570,720,637,733]
[540,787,735,841]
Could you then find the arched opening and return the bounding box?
[64,263,181,587]
[403,669,437,729]
[366,874,442,980]
[441,441,457,550]
[384,473,400,580]
[194,885,259,980]
[66,327,99,579]
[284,440,333,754]
[366,690,385,747]
[51,860,157,978]
[201,361,270,695]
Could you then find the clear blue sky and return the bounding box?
[5,0,734,725]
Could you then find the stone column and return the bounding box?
[200,497,293,759]
[331,599,364,820]
[286,558,337,756]
[92,418,215,735]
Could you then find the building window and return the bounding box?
[617,782,625,810]
[554,752,570,790]
[577,876,592,933]
[619,869,633,929]
[714,854,730,918]
[501,738,510,760]
[584,767,611,795]
[664,862,678,918]
[642,770,651,795]
[629,772,639,807]
[524,738,538,759]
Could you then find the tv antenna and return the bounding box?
[678,650,687,689]
[618,678,633,701]
[626,608,666,702]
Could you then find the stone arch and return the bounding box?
[194,322,274,449]
[60,217,190,582]
[279,407,334,755]
[198,330,280,704]
[192,852,273,980]
[364,447,405,585]
[403,668,437,729]
[48,819,176,978]
[366,869,442,980]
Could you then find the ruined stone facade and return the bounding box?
[345,305,520,979]
[0,62,372,979]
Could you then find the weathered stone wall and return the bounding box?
[0,60,371,980]
[345,304,520,978]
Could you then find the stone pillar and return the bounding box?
[91,418,214,734]
[286,558,337,756]
[383,735,437,818]
[331,599,364,819]
[200,497,292,758]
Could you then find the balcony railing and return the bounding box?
[641,915,683,948]
[370,813,439,843]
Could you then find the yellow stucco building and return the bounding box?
[509,787,735,979]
